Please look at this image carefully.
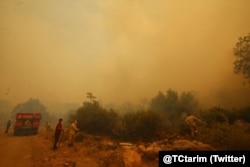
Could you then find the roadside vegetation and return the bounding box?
[1,89,249,150]
[66,91,250,150]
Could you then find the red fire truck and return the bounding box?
[14,113,42,136]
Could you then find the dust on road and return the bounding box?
[0,129,34,167]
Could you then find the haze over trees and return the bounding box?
[0,33,249,148]
[233,33,250,84]
[11,98,50,121]
[0,87,249,149]
[69,91,199,141]
[149,89,199,131]
[0,100,13,121]
[66,90,250,149]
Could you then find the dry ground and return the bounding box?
[0,128,156,167]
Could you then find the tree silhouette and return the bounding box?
[149,89,200,131]
[233,33,250,84]
[86,92,96,103]
[12,98,50,120]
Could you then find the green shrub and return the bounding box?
[226,123,250,150]
[237,106,250,123]
[196,123,230,149]
[201,107,229,125]
[196,122,250,150]
[120,110,165,142]
[74,102,119,136]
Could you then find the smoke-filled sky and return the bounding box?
[1,0,250,108]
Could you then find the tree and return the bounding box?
[200,106,228,125]
[150,89,179,112]
[150,91,166,112]
[86,92,96,103]
[237,106,250,123]
[74,101,119,136]
[178,91,199,113]
[233,33,250,84]
[12,98,50,121]
[149,89,200,131]
[121,110,164,141]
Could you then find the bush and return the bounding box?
[74,102,119,136]
[200,107,229,126]
[196,122,250,150]
[237,106,250,123]
[196,123,230,149]
[120,110,165,142]
[226,123,250,150]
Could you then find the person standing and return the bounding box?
[185,113,205,137]
[5,120,11,134]
[53,118,64,150]
[45,121,51,139]
[68,119,79,147]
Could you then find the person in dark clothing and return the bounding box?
[53,118,64,150]
[5,120,11,134]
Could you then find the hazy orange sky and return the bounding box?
[1,0,250,109]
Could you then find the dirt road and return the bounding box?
[0,129,34,167]
[0,127,157,167]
